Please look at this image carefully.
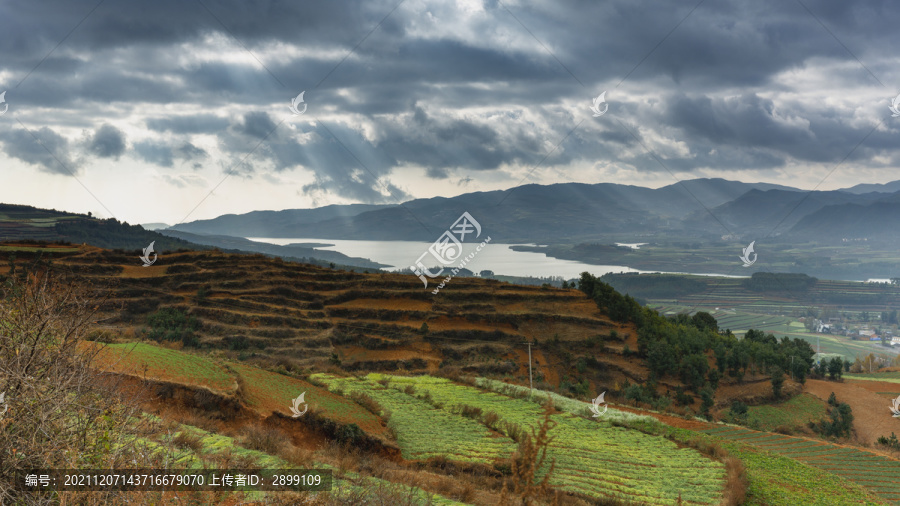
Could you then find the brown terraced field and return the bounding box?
[17,245,650,399]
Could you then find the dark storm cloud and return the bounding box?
[2,0,900,201]
[0,0,395,64]
[666,94,815,153]
[368,103,551,176]
[662,93,900,167]
[0,127,80,175]
[238,111,278,140]
[217,111,412,202]
[216,102,548,192]
[88,124,126,159]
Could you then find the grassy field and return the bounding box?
[95,342,392,441]
[845,372,900,384]
[95,342,237,395]
[315,373,727,505]
[315,374,516,463]
[478,379,895,505]
[742,393,828,432]
[691,430,886,506]
[703,425,900,504]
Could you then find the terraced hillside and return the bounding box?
[314,373,727,505]
[98,341,897,505]
[10,245,662,400]
[95,340,728,504]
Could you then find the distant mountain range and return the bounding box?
[5,177,900,277]
[170,178,900,245]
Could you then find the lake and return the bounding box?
[247,237,744,280]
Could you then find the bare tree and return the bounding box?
[0,263,152,504]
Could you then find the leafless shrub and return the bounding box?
[240,424,291,455]
[498,399,559,505]
[0,265,154,503]
[722,457,748,506]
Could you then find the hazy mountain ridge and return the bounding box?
[684,189,890,237]
[789,198,900,241]
[174,178,809,242]
[169,203,391,237]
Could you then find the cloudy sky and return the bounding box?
[1,0,899,226]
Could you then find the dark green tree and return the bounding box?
[813,393,853,438]
[679,354,709,392]
[729,401,749,423]
[691,311,718,333]
[827,357,843,380]
[791,358,808,385]
[815,360,827,378]
[770,367,785,398]
[699,388,715,419]
[146,307,201,347]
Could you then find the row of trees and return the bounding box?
[578,273,818,401]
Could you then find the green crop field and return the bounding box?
[96,342,237,394]
[314,373,726,505]
[315,374,516,463]
[742,393,828,432]
[846,372,900,384]
[703,425,900,504]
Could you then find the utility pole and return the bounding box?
[525,340,534,393]
[790,356,794,381]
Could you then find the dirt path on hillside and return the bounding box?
[804,379,898,446]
